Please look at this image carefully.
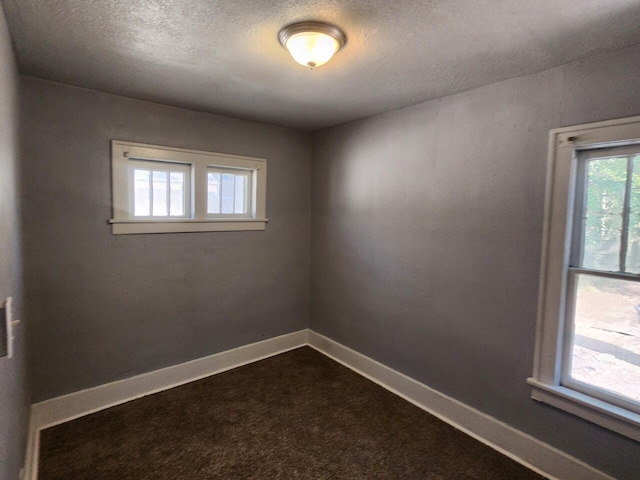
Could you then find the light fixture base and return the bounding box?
[278,21,347,50]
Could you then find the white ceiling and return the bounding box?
[3,0,640,130]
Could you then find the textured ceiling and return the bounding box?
[3,0,640,130]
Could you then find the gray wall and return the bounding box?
[0,3,27,479]
[21,77,311,402]
[16,36,640,479]
[311,44,640,480]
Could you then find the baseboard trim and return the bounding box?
[23,329,307,480]
[307,330,614,480]
[24,328,614,480]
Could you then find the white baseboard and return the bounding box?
[23,330,308,480]
[307,330,614,480]
[24,328,614,480]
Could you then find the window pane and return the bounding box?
[568,274,640,404]
[169,172,184,216]
[234,174,247,214]
[221,173,234,214]
[207,172,221,214]
[133,169,150,216]
[582,157,627,271]
[152,171,168,217]
[625,155,640,273]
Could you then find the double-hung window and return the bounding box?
[529,116,640,441]
[110,141,267,234]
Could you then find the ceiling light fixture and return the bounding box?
[278,21,346,69]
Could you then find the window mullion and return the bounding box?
[244,173,249,214]
[620,157,633,272]
[149,170,154,217]
[183,172,188,218]
[192,163,206,219]
[569,266,640,282]
[219,174,222,214]
[165,171,171,216]
[232,174,237,213]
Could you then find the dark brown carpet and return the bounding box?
[39,347,545,479]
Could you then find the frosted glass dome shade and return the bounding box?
[279,22,346,69]
[285,32,340,68]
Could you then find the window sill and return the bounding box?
[109,218,268,234]
[527,377,640,442]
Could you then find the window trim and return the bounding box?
[110,141,267,234]
[528,115,640,442]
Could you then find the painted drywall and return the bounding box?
[311,44,640,480]
[21,77,311,402]
[0,3,27,479]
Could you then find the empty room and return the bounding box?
[1,1,640,479]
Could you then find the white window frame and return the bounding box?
[110,141,267,234]
[528,115,640,442]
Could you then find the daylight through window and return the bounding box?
[111,141,267,234]
[207,169,251,217]
[565,147,640,413]
[130,160,189,218]
[529,115,640,443]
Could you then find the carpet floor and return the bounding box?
[39,347,545,479]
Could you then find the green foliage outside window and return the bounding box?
[584,155,640,273]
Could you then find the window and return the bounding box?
[529,116,640,442]
[206,168,251,217]
[131,160,190,218]
[110,141,267,234]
